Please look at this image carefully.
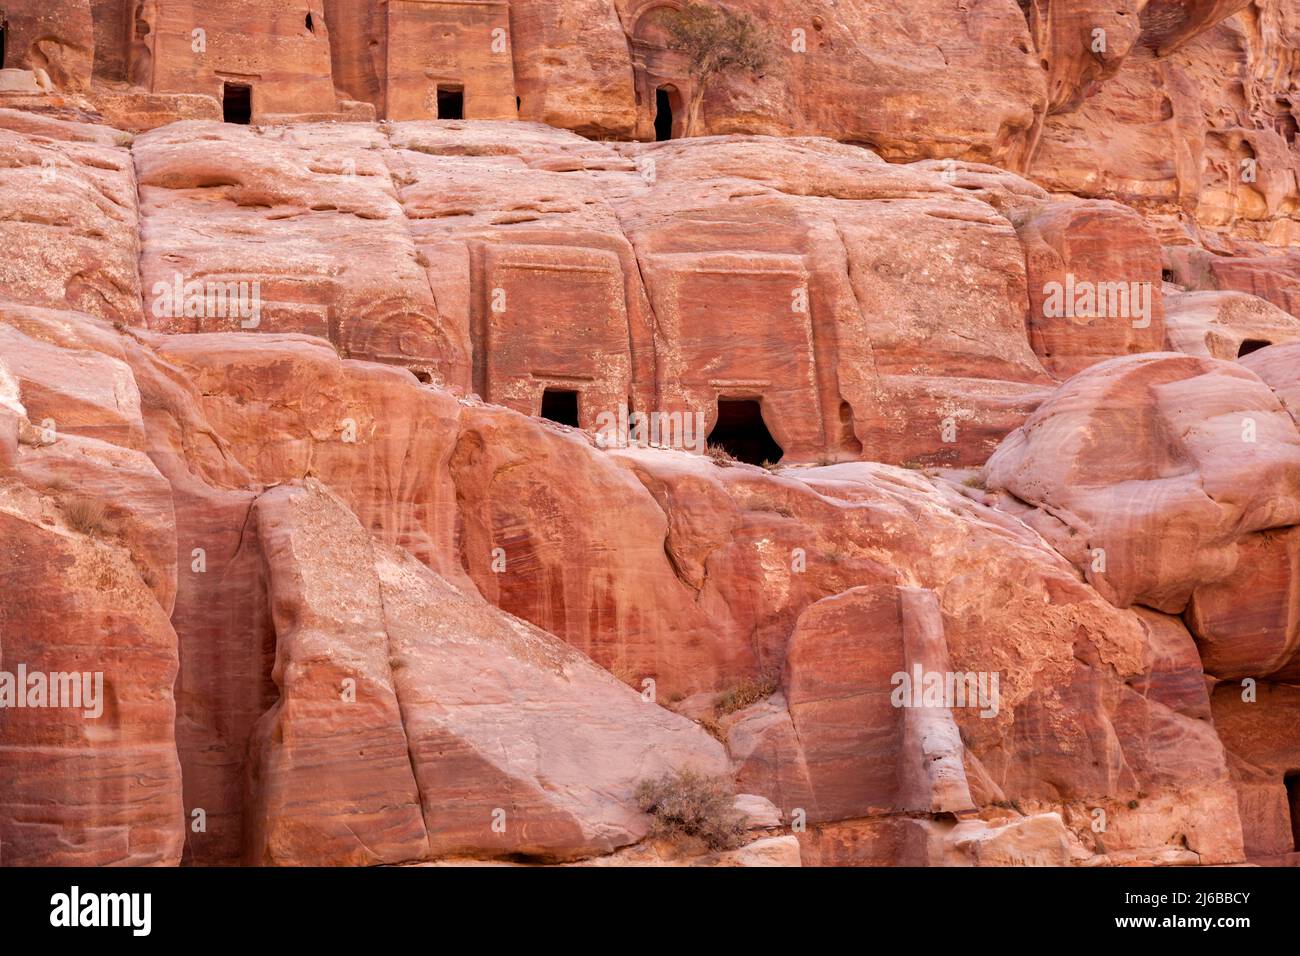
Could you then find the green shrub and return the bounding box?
[667,3,771,134]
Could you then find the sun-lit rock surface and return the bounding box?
[984,352,1300,612]
[1164,290,1300,359]
[1,0,1298,868]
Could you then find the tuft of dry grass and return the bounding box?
[697,713,725,742]
[635,769,747,852]
[705,443,737,467]
[63,498,113,538]
[610,663,640,689]
[715,672,779,716]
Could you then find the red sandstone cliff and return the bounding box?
[0,0,1298,868]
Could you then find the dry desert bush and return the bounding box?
[635,768,748,851]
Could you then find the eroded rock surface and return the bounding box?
[1,1,1299,868]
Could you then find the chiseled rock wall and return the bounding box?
[0,299,1263,866]
[0,1,1298,868]
[123,119,1067,468]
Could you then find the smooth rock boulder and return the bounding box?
[985,352,1300,612]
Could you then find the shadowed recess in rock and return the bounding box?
[540,388,580,427]
[223,83,252,125]
[708,399,783,465]
[655,87,676,141]
[438,86,464,120]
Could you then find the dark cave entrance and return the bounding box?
[655,87,676,141]
[540,388,580,427]
[1287,773,1300,851]
[708,399,783,465]
[1,22,8,69]
[306,12,315,33]
[1238,338,1272,358]
[438,85,465,120]
[222,83,252,124]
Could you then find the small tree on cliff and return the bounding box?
[666,2,770,136]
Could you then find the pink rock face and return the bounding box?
[134,122,454,383]
[1140,1,1256,55]
[327,0,517,122]
[1014,199,1168,378]
[1212,683,1300,862]
[0,313,184,866]
[0,507,185,866]
[4,0,1293,216]
[1164,290,1300,359]
[510,0,636,137]
[1024,0,1145,115]
[376,539,730,860]
[246,483,429,866]
[683,0,1047,168]
[151,332,470,585]
[492,0,1051,163]
[391,124,1054,466]
[1188,528,1300,680]
[136,1,340,120]
[1203,252,1300,317]
[2,2,1299,869]
[1241,341,1300,427]
[245,480,728,864]
[0,294,1251,867]
[1,0,94,91]
[451,407,746,698]
[1,302,734,865]
[0,110,139,324]
[985,352,1300,612]
[779,585,974,822]
[7,91,1290,480]
[126,118,1056,468]
[1026,0,1253,122]
[1179,343,1300,682]
[1030,8,1300,249]
[613,140,1052,466]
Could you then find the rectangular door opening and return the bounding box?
[437,85,464,120]
[708,399,783,465]
[540,389,580,428]
[223,83,252,124]
[655,87,676,141]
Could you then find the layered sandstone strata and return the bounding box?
[3,291,1283,866]
[0,0,1298,869]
